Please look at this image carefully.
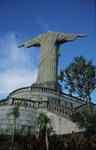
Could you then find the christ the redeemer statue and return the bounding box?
[18,31,87,91]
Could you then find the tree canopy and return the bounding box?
[58,56,96,103]
[37,112,51,150]
[37,112,51,129]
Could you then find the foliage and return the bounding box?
[71,111,96,137]
[71,112,86,125]
[84,114,96,136]
[37,112,51,129]
[8,101,21,119]
[58,56,96,102]
[37,112,52,150]
[49,134,64,150]
[63,132,87,150]
[1,132,96,150]
[8,100,23,150]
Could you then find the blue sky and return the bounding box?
[0,0,96,103]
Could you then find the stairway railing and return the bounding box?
[0,97,86,120]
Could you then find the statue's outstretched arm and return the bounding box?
[18,34,42,48]
[77,34,88,37]
[18,43,25,48]
[57,33,88,44]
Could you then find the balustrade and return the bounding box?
[0,95,81,120]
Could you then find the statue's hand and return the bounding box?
[18,43,25,48]
[78,34,88,37]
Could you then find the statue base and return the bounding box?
[32,81,62,92]
[0,84,87,135]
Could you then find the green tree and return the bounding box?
[8,101,22,150]
[59,56,96,103]
[37,112,51,150]
[84,114,96,136]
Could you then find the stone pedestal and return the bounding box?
[0,85,88,134]
[32,81,62,92]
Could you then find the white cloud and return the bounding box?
[0,32,38,99]
[0,69,37,96]
[0,33,30,68]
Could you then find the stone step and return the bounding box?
[48,106,73,119]
[48,102,75,113]
[48,101,87,121]
[48,108,70,120]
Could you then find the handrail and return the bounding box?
[0,99,8,105]
[0,97,87,120]
[8,86,85,104]
[75,104,87,110]
[9,86,30,96]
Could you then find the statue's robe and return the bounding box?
[18,31,87,90]
[23,31,78,89]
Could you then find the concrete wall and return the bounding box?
[0,86,86,135]
[37,109,85,134]
[0,104,85,135]
[0,105,36,134]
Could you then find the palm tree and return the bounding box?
[8,101,22,150]
[37,112,51,150]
